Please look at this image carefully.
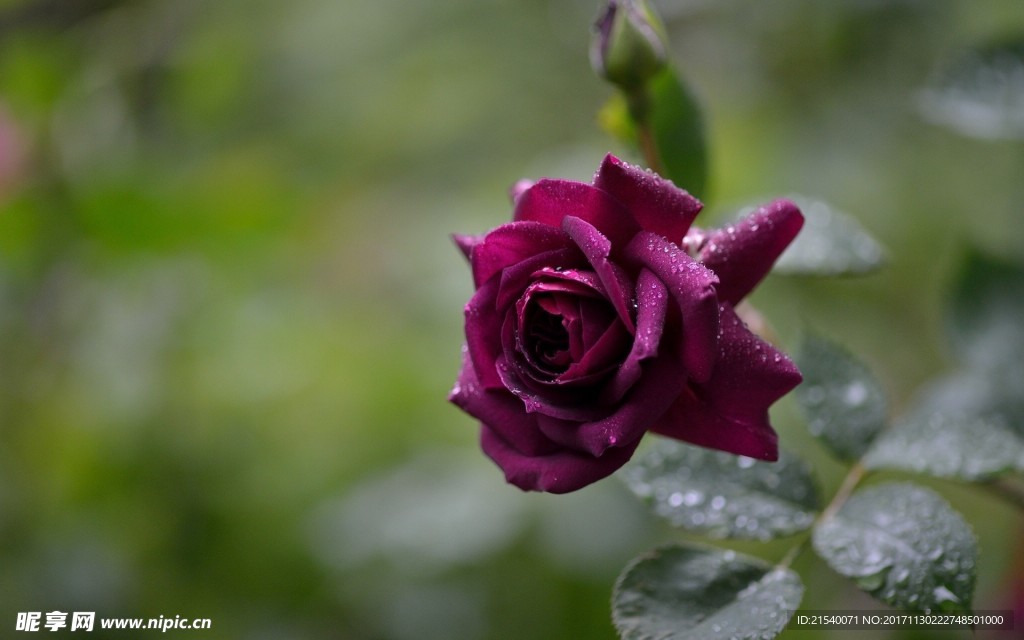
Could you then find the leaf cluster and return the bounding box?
[610,251,1024,639]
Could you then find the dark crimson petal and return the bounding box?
[533,267,606,292]
[452,233,484,261]
[510,280,604,375]
[471,221,573,288]
[562,216,636,333]
[699,199,804,304]
[464,277,505,390]
[574,297,618,353]
[697,303,802,421]
[650,304,802,460]
[650,390,779,461]
[513,179,639,248]
[495,356,608,421]
[481,423,641,493]
[625,231,720,383]
[449,349,559,457]
[538,354,685,457]
[560,318,631,382]
[496,248,583,310]
[602,268,668,401]
[592,154,703,245]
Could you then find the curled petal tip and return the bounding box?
[452,233,480,260]
[508,179,535,204]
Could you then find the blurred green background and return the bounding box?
[1,0,1022,638]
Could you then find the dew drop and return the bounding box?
[932,586,960,605]
[683,489,704,506]
[843,381,869,406]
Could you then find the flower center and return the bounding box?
[526,305,572,373]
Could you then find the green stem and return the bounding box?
[637,124,665,175]
[777,462,868,570]
[625,88,666,175]
[819,462,867,523]
[776,537,808,570]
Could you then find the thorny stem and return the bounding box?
[776,462,868,571]
[984,477,1024,512]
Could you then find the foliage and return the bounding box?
[594,1,1024,638]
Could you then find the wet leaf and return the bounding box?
[771,196,885,276]
[865,369,1024,480]
[620,438,818,540]
[612,543,803,640]
[795,334,888,461]
[917,40,1024,140]
[646,66,708,199]
[812,483,977,613]
[863,407,1024,480]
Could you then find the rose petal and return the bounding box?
[574,297,620,353]
[538,354,685,456]
[651,390,779,461]
[510,279,608,375]
[696,303,802,421]
[481,424,640,493]
[496,248,584,310]
[593,154,703,245]
[561,318,631,381]
[471,221,573,288]
[699,199,803,304]
[513,179,639,247]
[464,277,505,390]
[495,355,608,421]
[452,233,484,261]
[625,231,719,383]
[509,179,534,203]
[650,304,802,460]
[603,268,668,401]
[562,216,637,333]
[450,349,558,457]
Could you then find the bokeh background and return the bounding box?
[1,0,1022,638]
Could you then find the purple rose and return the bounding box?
[450,154,803,493]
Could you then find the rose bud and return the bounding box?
[451,154,803,493]
[590,0,669,90]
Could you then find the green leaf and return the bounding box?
[947,250,1024,376]
[771,196,885,276]
[812,483,977,613]
[863,407,1024,480]
[645,66,708,198]
[917,39,1024,140]
[613,544,803,640]
[620,438,818,540]
[795,334,888,461]
[927,252,1024,475]
[864,370,1024,480]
